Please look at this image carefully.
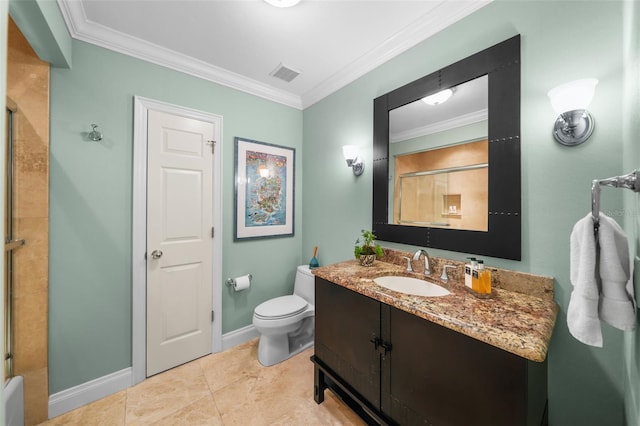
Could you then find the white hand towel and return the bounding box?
[597,213,636,331]
[568,213,603,347]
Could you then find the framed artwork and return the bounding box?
[234,137,295,240]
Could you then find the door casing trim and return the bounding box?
[132,96,223,385]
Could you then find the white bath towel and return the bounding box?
[568,213,636,347]
[568,213,602,347]
[598,214,636,331]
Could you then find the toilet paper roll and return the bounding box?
[233,274,251,291]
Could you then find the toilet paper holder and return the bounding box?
[225,274,253,288]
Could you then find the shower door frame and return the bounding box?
[4,97,17,382]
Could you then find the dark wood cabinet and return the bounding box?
[313,277,548,426]
[314,275,381,409]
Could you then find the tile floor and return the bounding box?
[39,339,365,425]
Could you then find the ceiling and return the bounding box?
[57,0,491,110]
[390,75,488,142]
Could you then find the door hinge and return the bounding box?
[211,227,215,238]
[206,140,216,154]
[211,311,215,322]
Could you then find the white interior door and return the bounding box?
[146,109,215,376]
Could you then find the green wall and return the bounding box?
[49,40,303,393]
[8,0,72,67]
[303,2,631,425]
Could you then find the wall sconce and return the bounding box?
[88,124,103,142]
[342,145,364,176]
[547,78,598,146]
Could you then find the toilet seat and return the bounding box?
[254,295,308,320]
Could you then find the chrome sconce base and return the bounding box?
[552,109,594,146]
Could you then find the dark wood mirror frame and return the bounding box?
[372,35,521,260]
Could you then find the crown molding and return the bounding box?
[300,0,492,109]
[56,0,303,109]
[57,0,491,111]
[390,108,488,143]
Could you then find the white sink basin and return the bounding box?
[373,276,451,297]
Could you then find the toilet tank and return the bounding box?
[293,265,315,304]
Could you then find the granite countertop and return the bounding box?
[312,257,558,363]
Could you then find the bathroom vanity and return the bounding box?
[311,254,557,426]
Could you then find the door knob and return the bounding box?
[151,250,163,259]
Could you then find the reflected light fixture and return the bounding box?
[547,78,598,146]
[342,145,364,176]
[422,88,454,106]
[264,0,301,7]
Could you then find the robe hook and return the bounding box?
[88,124,103,142]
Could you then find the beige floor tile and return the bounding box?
[39,339,366,426]
[125,361,210,425]
[152,395,223,426]
[212,347,358,426]
[42,390,126,426]
[199,339,263,393]
[271,395,366,426]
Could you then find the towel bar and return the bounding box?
[591,169,639,231]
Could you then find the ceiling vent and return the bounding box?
[270,63,301,83]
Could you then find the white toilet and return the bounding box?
[252,265,315,366]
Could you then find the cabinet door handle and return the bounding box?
[370,337,392,356]
[370,337,381,350]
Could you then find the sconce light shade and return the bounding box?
[547,78,598,146]
[342,145,364,176]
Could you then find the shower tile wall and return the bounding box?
[7,17,50,426]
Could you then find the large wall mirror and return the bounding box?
[372,35,521,260]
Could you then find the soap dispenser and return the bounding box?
[465,257,476,289]
[472,260,483,293]
[478,260,492,294]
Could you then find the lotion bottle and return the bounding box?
[479,261,492,294]
[465,257,476,289]
[472,260,481,292]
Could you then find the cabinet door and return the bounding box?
[315,278,381,408]
[385,306,530,426]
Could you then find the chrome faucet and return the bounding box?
[412,249,431,275]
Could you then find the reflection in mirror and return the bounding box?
[393,141,488,231]
[388,76,488,231]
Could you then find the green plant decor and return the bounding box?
[354,229,384,259]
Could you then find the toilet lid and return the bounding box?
[254,295,308,320]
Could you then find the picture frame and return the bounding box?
[234,137,295,240]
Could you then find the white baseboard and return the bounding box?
[48,368,132,420]
[222,324,259,350]
[47,326,258,419]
